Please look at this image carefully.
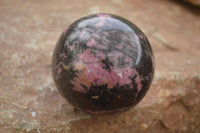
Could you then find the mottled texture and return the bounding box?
[52,13,154,114]
[0,0,200,132]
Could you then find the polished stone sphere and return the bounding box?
[52,13,155,114]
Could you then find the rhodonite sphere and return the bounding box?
[52,13,155,114]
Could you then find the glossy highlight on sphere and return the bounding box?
[52,13,155,114]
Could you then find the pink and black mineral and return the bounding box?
[52,13,155,114]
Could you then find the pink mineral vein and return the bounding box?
[86,37,107,49]
[78,49,98,63]
[97,14,111,18]
[86,38,97,47]
[95,14,111,27]
[72,50,143,93]
[56,62,63,75]
[92,33,100,38]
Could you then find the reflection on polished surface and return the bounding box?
[52,13,155,114]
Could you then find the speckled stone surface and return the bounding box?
[0,0,200,132]
[52,13,154,114]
